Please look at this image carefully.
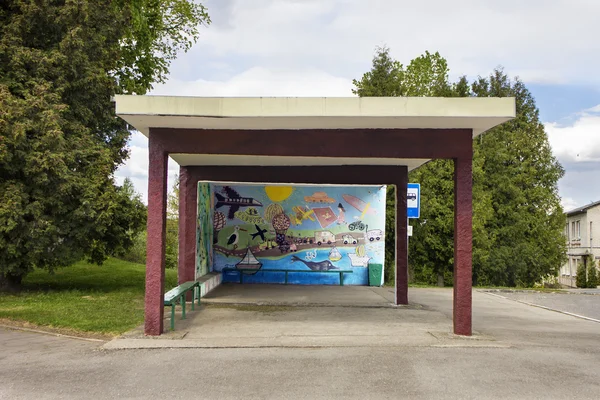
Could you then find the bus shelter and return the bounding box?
[115,96,515,336]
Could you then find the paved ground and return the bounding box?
[488,289,600,321]
[1,287,600,399]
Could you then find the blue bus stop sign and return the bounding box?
[407,183,420,218]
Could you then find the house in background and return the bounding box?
[560,200,600,287]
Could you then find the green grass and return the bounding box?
[0,258,178,336]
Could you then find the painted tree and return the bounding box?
[0,1,210,290]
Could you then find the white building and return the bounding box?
[560,200,600,287]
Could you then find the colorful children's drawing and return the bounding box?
[196,182,213,278]
[348,245,371,267]
[216,186,263,219]
[337,203,346,225]
[234,207,264,224]
[343,194,377,218]
[312,207,337,228]
[289,205,316,225]
[208,183,387,286]
[304,191,335,204]
[291,255,338,271]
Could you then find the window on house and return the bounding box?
[576,220,581,239]
[572,221,575,238]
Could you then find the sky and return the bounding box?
[115,0,600,212]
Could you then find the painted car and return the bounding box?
[342,234,358,245]
[366,229,383,242]
[315,230,335,245]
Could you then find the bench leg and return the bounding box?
[191,288,195,311]
[340,272,344,286]
[170,305,175,331]
[181,294,186,320]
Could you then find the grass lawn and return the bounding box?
[0,258,177,337]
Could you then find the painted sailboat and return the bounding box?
[328,246,342,262]
[347,245,371,267]
[236,248,263,274]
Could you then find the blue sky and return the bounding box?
[116,0,600,212]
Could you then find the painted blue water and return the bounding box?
[214,242,384,286]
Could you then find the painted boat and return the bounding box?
[236,248,263,274]
[348,253,370,267]
[348,245,370,267]
[329,247,342,262]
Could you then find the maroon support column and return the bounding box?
[395,167,409,305]
[178,167,197,288]
[453,155,473,336]
[144,135,168,335]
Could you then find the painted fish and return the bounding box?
[291,255,338,271]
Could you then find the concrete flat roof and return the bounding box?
[115,96,515,169]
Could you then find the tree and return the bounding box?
[353,47,491,285]
[576,261,587,288]
[0,1,209,290]
[353,47,565,287]
[471,70,566,286]
[586,255,598,288]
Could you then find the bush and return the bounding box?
[587,260,598,288]
[576,261,587,288]
[120,230,147,264]
[119,218,179,269]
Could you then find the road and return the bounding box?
[1,288,599,399]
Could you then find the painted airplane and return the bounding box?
[289,205,316,225]
[216,186,263,219]
[250,224,268,242]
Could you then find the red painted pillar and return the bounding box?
[178,167,197,286]
[395,167,408,305]
[453,154,473,336]
[144,134,168,335]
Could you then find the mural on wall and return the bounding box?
[209,183,387,285]
[195,182,213,278]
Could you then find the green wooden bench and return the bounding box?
[164,281,201,331]
[222,268,353,286]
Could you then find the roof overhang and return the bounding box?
[115,96,515,170]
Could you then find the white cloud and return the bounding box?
[115,132,179,204]
[191,0,600,86]
[546,107,600,163]
[546,105,600,209]
[561,197,579,212]
[152,66,353,97]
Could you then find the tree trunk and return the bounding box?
[0,272,24,293]
[437,273,444,287]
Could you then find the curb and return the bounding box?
[0,324,107,343]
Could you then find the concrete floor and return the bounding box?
[2,287,600,399]
[107,284,499,349]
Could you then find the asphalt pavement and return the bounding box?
[1,288,599,400]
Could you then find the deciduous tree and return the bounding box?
[0,0,209,290]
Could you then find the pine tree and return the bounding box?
[576,262,587,288]
[586,257,598,288]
